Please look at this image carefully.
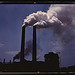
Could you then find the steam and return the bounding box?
[23,11,63,33]
[23,4,75,43]
[23,4,75,54]
[49,4,75,44]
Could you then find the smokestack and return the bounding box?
[32,26,37,71]
[20,26,25,63]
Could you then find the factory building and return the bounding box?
[12,25,60,72]
[0,25,60,72]
[44,52,59,71]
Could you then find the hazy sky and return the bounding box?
[0,4,50,62]
[0,4,75,67]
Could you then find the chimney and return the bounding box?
[20,26,25,63]
[32,26,37,71]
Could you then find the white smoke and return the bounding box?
[48,4,75,54]
[23,11,63,30]
[49,4,75,44]
[23,4,75,54]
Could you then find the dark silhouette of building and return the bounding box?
[9,60,11,64]
[44,52,59,71]
[3,58,5,64]
[0,25,75,73]
[0,52,60,72]
[0,52,75,72]
[32,26,37,71]
[20,25,25,63]
[11,25,60,72]
[18,25,37,71]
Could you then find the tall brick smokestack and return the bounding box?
[32,26,37,71]
[20,26,25,63]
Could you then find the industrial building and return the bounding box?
[0,25,75,72]
[0,25,60,72]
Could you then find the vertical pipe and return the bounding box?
[20,26,25,63]
[32,26,37,71]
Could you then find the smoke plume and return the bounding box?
[22,4,75,55]
[13,40,42,61]
[23,4,75,44]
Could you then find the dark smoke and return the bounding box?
[13,40,32,61]
[13,40,42,61]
